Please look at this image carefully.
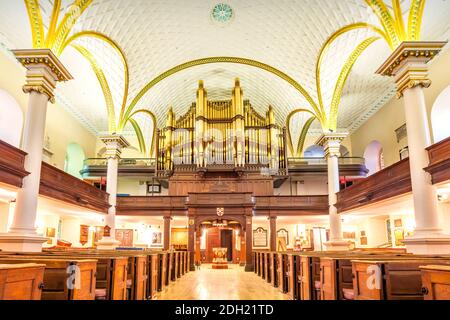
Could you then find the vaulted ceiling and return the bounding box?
[0,0,449,153]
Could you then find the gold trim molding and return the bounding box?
[316,132,348,158]
[100,134,130,159]
[12,49,73,103]
[376,41,447,97]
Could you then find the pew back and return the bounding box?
[0,263,45,300]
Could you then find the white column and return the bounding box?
[317,132,351,251]
[0,49,72,252]
[377,41,450,254]
[327,154,342,242]
[96,135,129,250]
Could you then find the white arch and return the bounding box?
[364,140,384,175]
[431,86,450,143]
[0,89,23,147]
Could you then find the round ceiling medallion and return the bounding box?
[212,3,233,23]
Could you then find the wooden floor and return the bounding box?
[156,264,289,300]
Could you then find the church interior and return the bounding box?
[0,0,450,301]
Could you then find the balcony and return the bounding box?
[0,140,29,188]
[287,157,368,176]
[40,162,110,213]
[335,158,412,213]
[80,158,156,178]
[424,136,450,185]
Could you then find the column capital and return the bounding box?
[13,49,73,103]
[376,41,447,98]
[316,132,348,158]
[100,134,130,159]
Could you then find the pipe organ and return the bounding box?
[157,79,287,174]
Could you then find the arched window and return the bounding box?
[340,145,350,157]
[64,143,86,179]
[364,140,384,175]
[431,86,450,143]
[0,89,23,147]
[303,145,324,158]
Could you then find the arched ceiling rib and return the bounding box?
[0,0,449,142]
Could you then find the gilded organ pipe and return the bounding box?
[156,79,285,173]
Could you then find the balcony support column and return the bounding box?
[0,49,72,252]
[317,133,351,251]
[376,41,450,254]
[96,135,129,250]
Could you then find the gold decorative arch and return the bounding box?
[119,57,324,130]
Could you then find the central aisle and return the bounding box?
[157,264,290,300]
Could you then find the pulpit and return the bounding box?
[212,247,228,269]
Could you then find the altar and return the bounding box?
[212,247,228,269]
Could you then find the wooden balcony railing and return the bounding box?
[254,195,329,215]
[39,162,110,213]
[424,136,450,185]
[335,158,412,213]
[0,140,29,188]
[116,196,187,216]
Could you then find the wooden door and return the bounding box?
[206,228,221,263]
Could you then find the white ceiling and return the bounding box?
[0,0,449,146]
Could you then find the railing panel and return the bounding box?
[0,140,29,187]
[39,162,109,213]
[425,137,450,185]
[335,158,411,213]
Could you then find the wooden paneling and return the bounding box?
[168,171,274,196]
[254,196,329,216]
[336,158,412,213]
[39,162,110,213]
[425,137,450,185]
[0,140,29,188]
[117,196,187,216]
[421,265,450,300]
[0,263,45,300]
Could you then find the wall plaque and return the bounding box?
[79,225,89,245]
[253,227,268,247]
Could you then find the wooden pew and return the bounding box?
[171,251,179,281]
[269,252,278,287]
[353,258,450,300]
[260,252,264,280]
[166,252,172,285]
[253,252,258,274]
[287,253,296,300]
[0,263,45,300]
[157,252,167,291]
[275,253,289,294]
[147,253,159,300]
[0,257,96,300]
[3,251,128,300]
[41,249,145,300]
[420,265,450,300]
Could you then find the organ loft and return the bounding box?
[156,79,288,196]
